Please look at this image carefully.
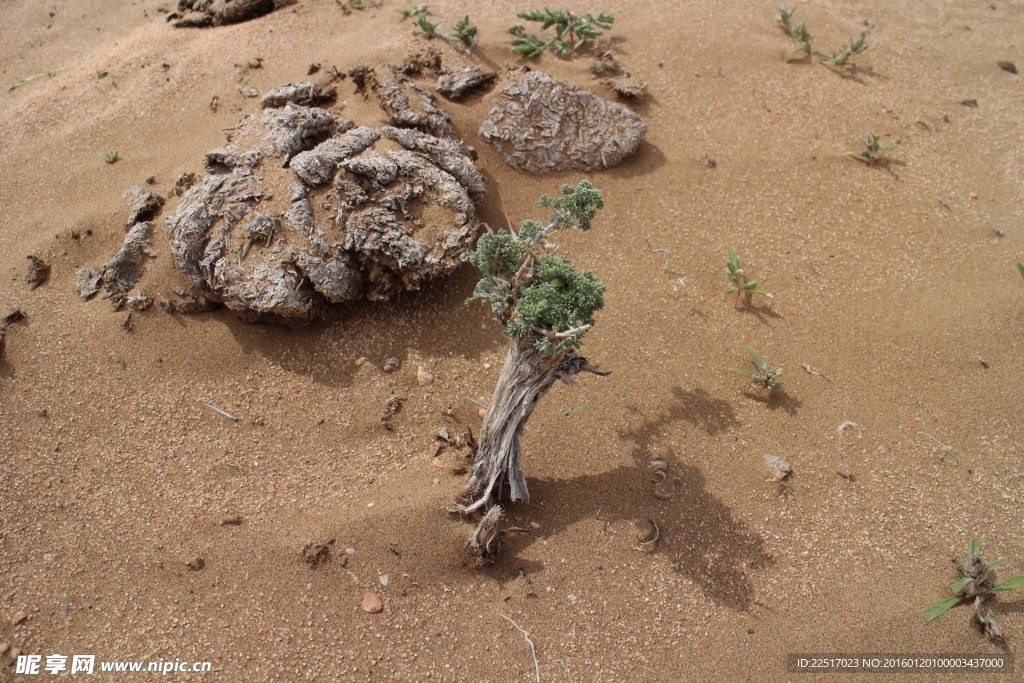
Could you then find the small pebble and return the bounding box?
[997,60,1017,74]
[969,191,978,200]
[10,647,22,659]
[379,574,389,587]
[483,362,492,370]
[383,356,400,373]
[346,547,357,555]
[417,365,433,385]
[0,643,8,656]
[11,611,27,625]
[432,477,440,485]
[478,408,487,418]
[361,592,384,613]
[355,357,367,367]
[220,516,243,526]
[763,454,792,481]
[529,521,540,530]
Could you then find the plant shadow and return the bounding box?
[739,299,784,324]
[742,389,801,416]
[483,386,773,612]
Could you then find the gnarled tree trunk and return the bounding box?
[457,341,604,516]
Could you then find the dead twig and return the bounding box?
[498,613,540,683]
[205,403,238,422]
[836,420,857,479]
[644,240,673,275]
[918,431,952,455]
[459,393,488,410]
[638,516,660,549]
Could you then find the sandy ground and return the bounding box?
[1,0,1023,680]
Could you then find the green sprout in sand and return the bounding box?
[846,131,896,166]
[730,347,784,394]
[457,181,608,560]
[927,537,1024,642]
[7,70,57,93]
[724,248,770,306]
[775,1,812,61]
[510,8,614,58]
[335,0,364,14]
[822,31,868,67]
[453,15,478,51]
[412,12,443,38]
[395,2,429,18]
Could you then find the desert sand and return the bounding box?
[1,1,1023,680]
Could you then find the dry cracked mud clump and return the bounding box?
[260,82,336,109]
[165,103,485,321]
[76,222,156,301]
[479,70,646,174]
[370,67,454,138]
[436,65,497,101]
[172,0,295,28]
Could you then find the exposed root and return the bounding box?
[466,505,504,564]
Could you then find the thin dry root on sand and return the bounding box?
[498,613,541,683]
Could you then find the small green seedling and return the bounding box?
[926,537,1024,642]
[396,2,429,18]
[724,248,770,305]
[1017,262,1023,279]
[846,131,896,166]
[822,30,868,67]
[775,2,812,61]
[510,8,614,58]
[774,0,796,27]
[335,0,364,13]
[730,347,784,394]
[104,151,120,164]
[453,15,478,51]
[7,70,57,93]
[413,12,443,37]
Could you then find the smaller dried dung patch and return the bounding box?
[436,65,497,100]
[172,0,294,27]
[479,70,646,174]
[370,68,454,138]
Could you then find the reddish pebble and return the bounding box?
[361,592,384,614]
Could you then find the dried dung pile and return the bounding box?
[165,103,485,321]
[171,0,294,28]
[479,70,646,174]
[369,67,455,138]
[436,66,498,101]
